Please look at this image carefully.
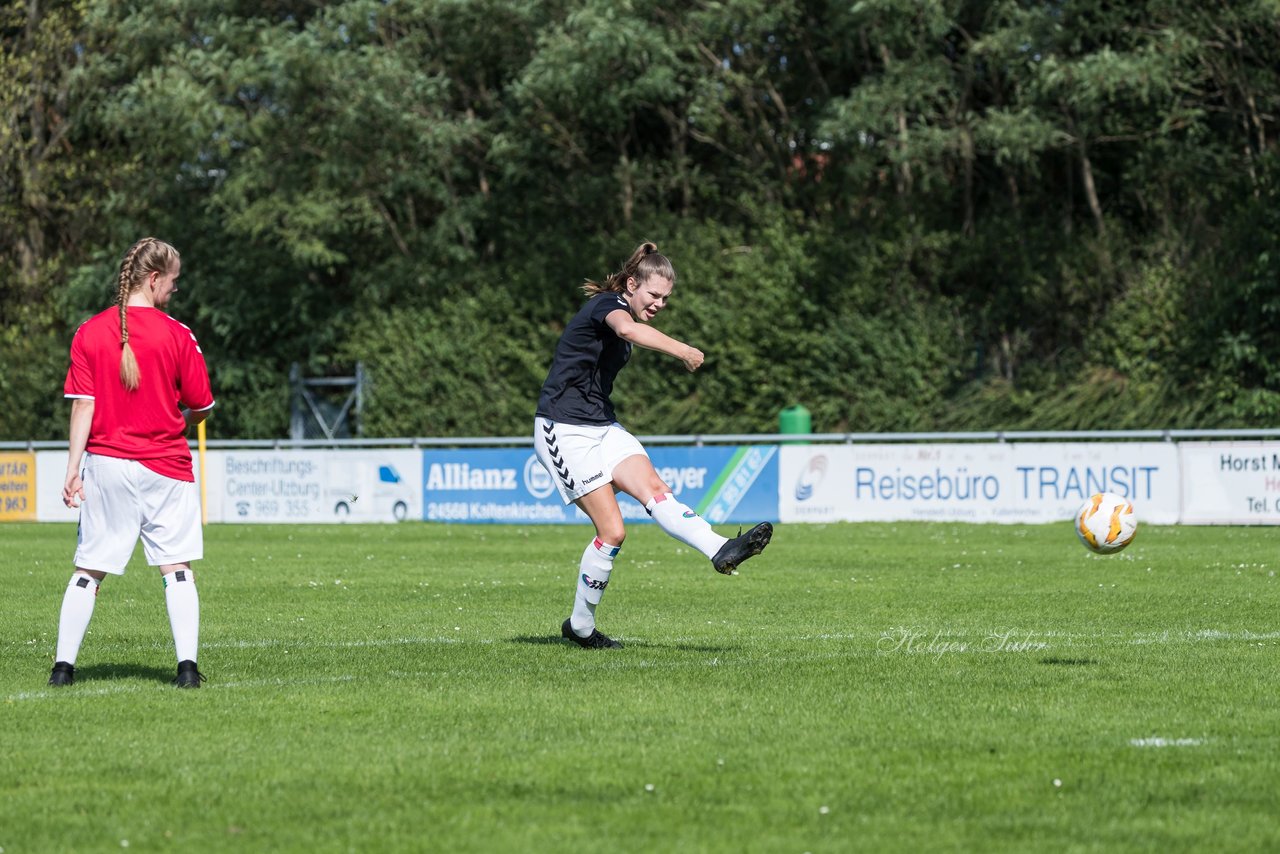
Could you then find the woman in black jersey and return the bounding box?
[533,242,772,649]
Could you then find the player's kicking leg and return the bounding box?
[613,455,773,576]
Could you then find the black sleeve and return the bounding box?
[589,293,631,330]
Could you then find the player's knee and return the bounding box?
[598,522,627,546]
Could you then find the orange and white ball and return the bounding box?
[1074,492,1138,554]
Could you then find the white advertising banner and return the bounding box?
[207,449,421,523]
[35,450,79,523]
[34,450,205,524]
[779,443,1181,525]
[20,440,1278,526]
[1178,441,1280,525]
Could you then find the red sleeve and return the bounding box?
[64,325,94,398]
[175,323,214,411]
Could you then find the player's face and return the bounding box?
[625,274,673,323]
[149,261,181,309]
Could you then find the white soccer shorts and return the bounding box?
[73,453,204,573]
[533,418,648,504]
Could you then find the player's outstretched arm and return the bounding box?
[606,310,704,372]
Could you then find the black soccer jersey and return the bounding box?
[536,292,633,425]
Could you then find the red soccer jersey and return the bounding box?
[64,306,215,482]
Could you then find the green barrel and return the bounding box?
[778,404,811,443]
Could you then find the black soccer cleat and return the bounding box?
[711,522,773,575]
[173,660,206,688]
[561,618,622,649]
[48,661,75,687]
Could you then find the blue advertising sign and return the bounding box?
[422,446,779,524]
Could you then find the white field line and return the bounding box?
[9,627,1276,702]
[202,635,478,650]
[7,673,360,702]
[10,625,1277,659]
[816,629,1280,644]
[183,628,1280,650]
[1129,629,1280,645]
[1129,737,1206,748]
[3,649,863,702]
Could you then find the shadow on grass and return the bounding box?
[74,662,176,683]
[1039,657,1097,666]
[508,635,566,646]
[506,635,733,653]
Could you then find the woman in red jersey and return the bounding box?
[49,237,215,688]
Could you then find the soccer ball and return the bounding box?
[1074,492,1138,554]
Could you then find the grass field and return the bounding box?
[2,520,1278,852]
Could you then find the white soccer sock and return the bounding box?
[570,537,618,636]
[646,493,727,558]
[55,572,100,664]
[163,569,200,663]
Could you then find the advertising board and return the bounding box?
[780,443,1181,524]
[423,445,779,525]
[208,450,421,523]
[1178,442,1280,524]
[0,452,36,521]
[10,439,1276,527]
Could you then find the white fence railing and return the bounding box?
[4,427,1280,453]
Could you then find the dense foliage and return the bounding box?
[3,0,1277,439]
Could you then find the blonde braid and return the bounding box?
[116,239,153,391]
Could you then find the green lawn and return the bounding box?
[2,521,1277,852]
